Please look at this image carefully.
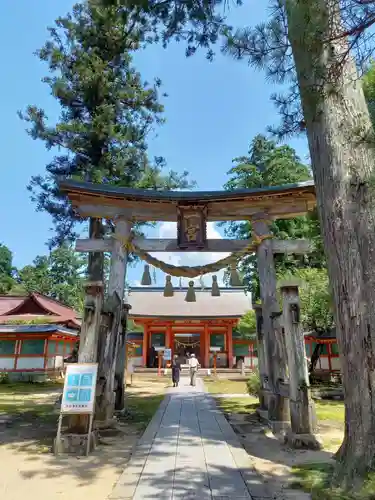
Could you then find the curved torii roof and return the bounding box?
[59,179,316,222]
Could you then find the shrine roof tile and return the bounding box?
[126,287,252,319]
[0,293,80,328]
[59,178,315,202]
[0,324,78,335]
[0,297,24,315]
[0,314,81,328]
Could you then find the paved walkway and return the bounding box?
[109,377,271,500]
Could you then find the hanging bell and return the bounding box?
[163,275,174,297]
[229,263,242,287]
[141,264,152,286]
[211,275,221,296]
[185,281,196,302]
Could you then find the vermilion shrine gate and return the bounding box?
[60,178,322,449]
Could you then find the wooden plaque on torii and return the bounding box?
[177,204,207,250]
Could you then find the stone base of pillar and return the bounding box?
[53,430,99,456]
[268,393,290,422]
[284,431,323,450]
[94,417,118,429]
[269,419,290,434]
[256,408,269,422]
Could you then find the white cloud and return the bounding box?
[150,222,230,287]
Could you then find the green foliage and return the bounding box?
[127,319,144,332]
[98,0,236,59]
[363,62,375,129]
[17,245,86,311]
[0,244,16,294]
[291,462,375,500]
[0,372,10,384]
[223,135,325,300]
[2,318,68,325]
[21,1,194,248]
[236,310,256,339]
[278,268,334,333]
[246,369,261,397]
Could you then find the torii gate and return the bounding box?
[60,178,316,428]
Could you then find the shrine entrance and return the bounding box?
[174,333,201,364]
[60,178,317,426]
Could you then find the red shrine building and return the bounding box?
[126,286,341,377]
[0,293,80,379]
[126,286,254,369]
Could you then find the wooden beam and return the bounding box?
[75,237,312,254]
[72,197,315,222]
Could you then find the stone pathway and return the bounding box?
[109,377,272,500]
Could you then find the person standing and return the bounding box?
[188,353,199,387]
[172,355,181,387]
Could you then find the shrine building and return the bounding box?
[0,293,80,380]
[126,288,341,376]
[126,286,254,369]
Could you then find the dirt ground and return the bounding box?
[223,405,343,500]
[0,375,344,500]
[0,376,168,500]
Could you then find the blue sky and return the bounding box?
[0,1,308,286]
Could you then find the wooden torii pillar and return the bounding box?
[78,217,132,421]
[251,213,311,431]
[280,281,321,449]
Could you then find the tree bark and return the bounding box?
[115,302,131,410]
[286,0,375,486]
[88,218,104,281]
[252,215,289,429]
[95,218,131,423]
[309,343,324,377]
[68,281,103,433]
[67,217,104,434]
[253,304,268,412]
[96,292,121,423]
[281,283,320,449]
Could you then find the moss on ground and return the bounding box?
[291,462,375,500]
[203,378,248,394]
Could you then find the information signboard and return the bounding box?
[61,363,98,414]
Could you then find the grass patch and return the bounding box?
[0,382,61,421]
[204,378,248,395]
[291,463,375,500]
[215,396,258,414]
[211,393,344,425]
[315,400,344,422]
[0,381,63,395]
[0,399,55,419]
[125,394,165,430]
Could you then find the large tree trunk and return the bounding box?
[96,218,131,423]
[286,0,375,487]
[68,218,104,434]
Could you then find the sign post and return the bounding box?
[55,363,98,456]
[210,347,221,376]
[155,346,165,376]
